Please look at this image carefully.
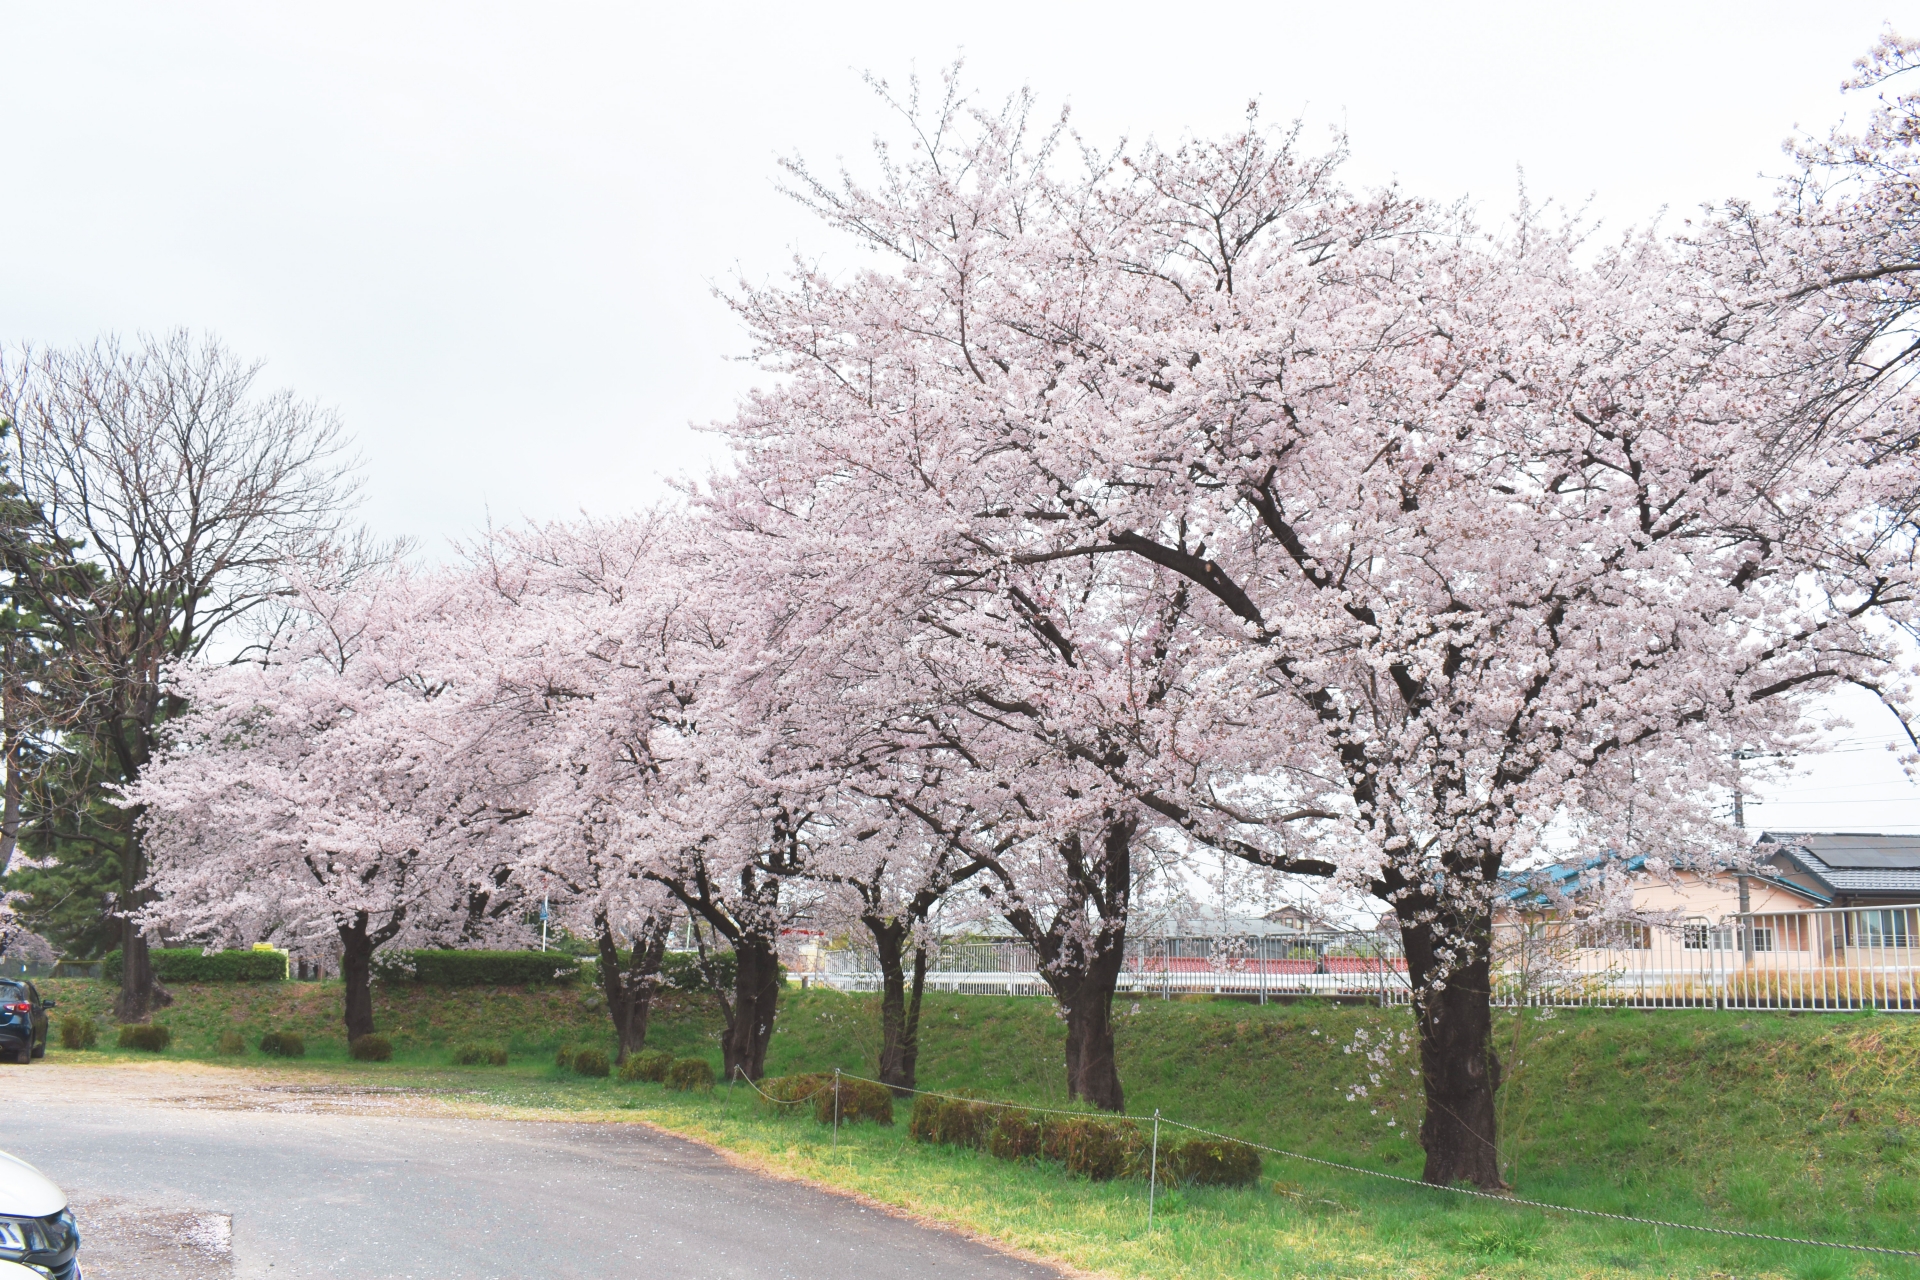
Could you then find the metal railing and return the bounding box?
[809,932,1411,1004]
[804,905,1920,1011]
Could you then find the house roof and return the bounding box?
[1757,832,1920,896]
[1499,854,1646,906]
[1501,850,1830,907]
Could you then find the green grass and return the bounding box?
[38,979,1920,1278]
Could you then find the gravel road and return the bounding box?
[4,1063,1066,1280]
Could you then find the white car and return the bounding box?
[0,1151,80,1279]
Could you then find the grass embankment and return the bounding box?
[39,978,1920,1279]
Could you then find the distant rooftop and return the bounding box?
[1755,832,1920,870]
[1757,832,1920,896]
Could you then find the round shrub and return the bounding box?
[815,1077,893,1127]
[572,1048,610,1078]
[666,1057,715,1092]
[453,1044,507,1066]
[554,1044,577,1070]
[619,1049,673,1083]
[58,1017,97,1051]
[988,1109,1044,1162]
[349,1035,393,1062]
[259,1031,305,1057]
[216,1030,246,1055]
[759,1072,829,1106]
[932,1099,997,1149]
[1043,1117,1143,1181]
[117,1024,171,1052]
[1165,1137,1262,1187]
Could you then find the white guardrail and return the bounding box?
[796,905,1920,1011]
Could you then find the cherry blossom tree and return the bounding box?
[133,566,533,1042]
[467,512,807,1082]
[716,72,1920,1184]
[704,387,1193,1112]
[464,514,703,1064]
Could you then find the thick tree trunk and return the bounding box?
[869,919,929,1092]
[338,916,377,1043]
[904,945,927,1088]
[113,822,171,1022]
[1002,818,1133,1113]
[721,933,780,1082]
[597,912,670,1065]
[1048,930,1127,1112]
[1402,914,1504,1189]
[0,709,21,871]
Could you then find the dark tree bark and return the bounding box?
[1051,926,1127,1111]
[337,909,404,1043]
[1400,909,1504,1188]
[596,909,671,1065]
[724,932,782,1082]
[994,816,1134,1113]
[339,922,375,1042]
[856,855,983,1097]
[869,918,931,1092]
[113,820,170,1022]
[654,858,784,1082]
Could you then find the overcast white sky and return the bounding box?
[4,0,1918,832]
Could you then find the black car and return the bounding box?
[0,981,51,1064]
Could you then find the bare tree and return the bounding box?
[0,330,360,1020]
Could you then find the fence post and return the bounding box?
[832,1068,841,1151]
[1147,1109,1161,1232]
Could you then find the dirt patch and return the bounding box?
[66,1196,233,1280]
[187,1083,478,1114]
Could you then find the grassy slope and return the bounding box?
[38,979,1920,1279]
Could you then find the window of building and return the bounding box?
[1851,909,1914,948]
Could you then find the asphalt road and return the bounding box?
[6,1067,1065,1280]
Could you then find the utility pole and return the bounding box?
[1730,748,1786,965]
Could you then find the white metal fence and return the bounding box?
[805,905,1920,1011]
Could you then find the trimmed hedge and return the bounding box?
[572,1048,611,1078]
[554,1044,579,1069]
[816,1076,893,1127]
[217,1030,246,1055]
[58,1017,97,1050]
[908,1094,1144,1181]
[1043,1116,1144,1181]
[374,950,581,987]
[759,1072,830,1106]
[932,1098,998,1149]
[666,1058,715,1092]
[620,1049,673,1083]
[349,1035,393,1062]
[1165,1136,1262,1187]
[259,1031,305,1057]
[103,948,286,983]
[453,1044,508,1066]
[117,1024,170,1052]
[908,1092,945,1143]
[988,1109,1044,1161]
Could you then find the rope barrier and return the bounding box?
[1151,1116,1920,1260]
[821,1070,1920,1259]
[733,1065,833,1107]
